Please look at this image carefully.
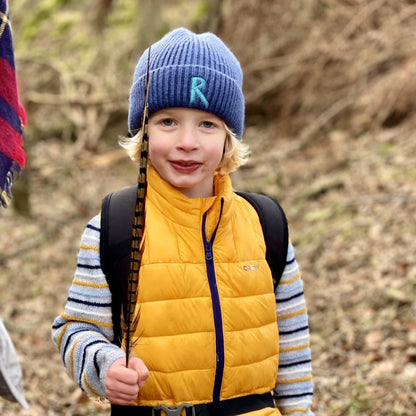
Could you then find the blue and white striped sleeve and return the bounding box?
[274,242,314,415]
[51,214,125,398]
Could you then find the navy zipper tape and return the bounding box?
[202,198,224,402]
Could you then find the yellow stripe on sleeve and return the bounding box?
[61,314,113,328]
[73,280,109,289]
[275,375,313,385]
[281,408,310,415]
[57,322,71,350]
[83,373,101,397]
[280,272,301,284]
[79,244,100,252]
[70,340,81,378]
[277,308,307,321]
[279,342,310,353]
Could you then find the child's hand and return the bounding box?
[105,357,149,405]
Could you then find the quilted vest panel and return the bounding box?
[129,168,279,406]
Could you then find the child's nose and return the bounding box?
[177,126,199,150]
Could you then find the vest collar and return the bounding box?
[146,166,234,230]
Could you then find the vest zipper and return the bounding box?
[202,198,224,403]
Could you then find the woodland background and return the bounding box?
[1,0,416,414]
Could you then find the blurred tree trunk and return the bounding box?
[193,0,225,33]
[137,0,164,49]
[89,0,114,33]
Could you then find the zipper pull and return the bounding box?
[205,242,213,261]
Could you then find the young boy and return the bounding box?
[52,28,314,416]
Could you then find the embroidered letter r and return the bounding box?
[190,77,209,109]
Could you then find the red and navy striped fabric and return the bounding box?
[0,0,26,207]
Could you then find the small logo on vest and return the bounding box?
[190,76,209,109]
[243,264,260,272]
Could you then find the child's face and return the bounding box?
[148,107,227,198]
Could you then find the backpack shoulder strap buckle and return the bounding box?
[152,403,196,416]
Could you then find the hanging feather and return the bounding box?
[123,47,151,367]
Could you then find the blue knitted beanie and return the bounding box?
[128,27,245,139]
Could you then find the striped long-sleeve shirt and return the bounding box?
[52,214,314,415]
[274,243,314,415]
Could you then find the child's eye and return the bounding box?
[161,118,174,126]
[201,121,215,129]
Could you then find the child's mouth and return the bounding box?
[170,160,201,173]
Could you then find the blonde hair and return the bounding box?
[119,124,250,176]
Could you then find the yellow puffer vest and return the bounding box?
[131,167,279,408]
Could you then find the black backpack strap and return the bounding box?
[100,185,137,276]
[236,192,289,290]
[100,185,137,346]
